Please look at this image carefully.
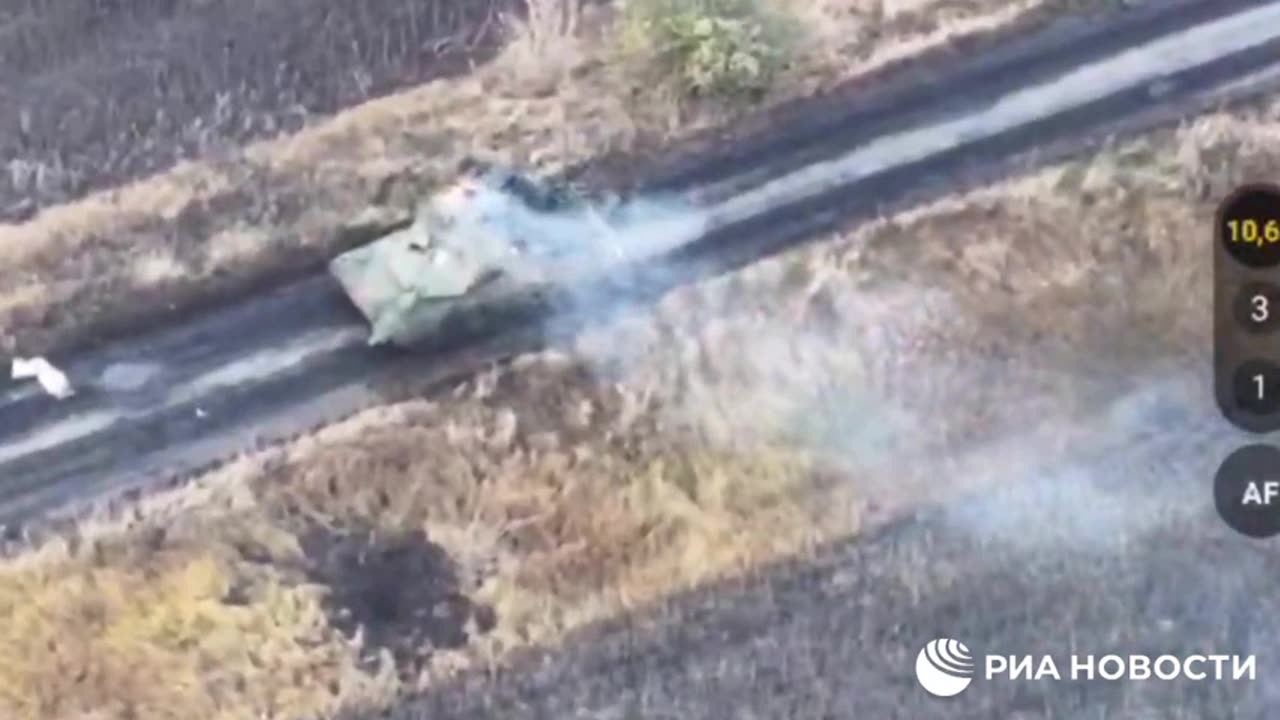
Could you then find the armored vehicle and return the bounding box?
[329,163,705,347]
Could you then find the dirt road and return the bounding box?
[5,0,1280,531]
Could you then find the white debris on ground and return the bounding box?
[11,356,75,399]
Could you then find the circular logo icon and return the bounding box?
[1214,444,1280,539]
[915,638,975,697]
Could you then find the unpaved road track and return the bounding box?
[3,0,1280,529]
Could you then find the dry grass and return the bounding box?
[497,0,585,93]
[252,382,836,660]
[2,94,1275,718]
[0,0,1098,355]
[0,517,396,720]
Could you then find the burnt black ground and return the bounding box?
[297,523,496,678]
[0,0,506,219]
[357,414,1280,719]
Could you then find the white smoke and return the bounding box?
[491,172,1226,564]
[553,211,1224,561]
[451,180,711,271]
[934,368,1228,555]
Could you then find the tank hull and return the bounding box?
[328,164,707,348]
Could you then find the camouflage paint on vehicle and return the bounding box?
[329,164,709,347]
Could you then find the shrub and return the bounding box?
[620,0,797,100]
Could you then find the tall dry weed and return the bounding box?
[495,0,585,94]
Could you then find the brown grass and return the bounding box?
[0,0,1102,356]
[1,94,1274,718]
[0,517,393,720]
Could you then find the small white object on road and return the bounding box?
[11,356,75,399]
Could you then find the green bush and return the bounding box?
[620,0,797,100]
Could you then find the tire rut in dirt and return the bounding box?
[625,0,1278,199]
[5,4,1280,528]
[11,0,1271,363]
[0,0,508,219]
[3,55,1278,529]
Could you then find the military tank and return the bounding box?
[328,163,706,347]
